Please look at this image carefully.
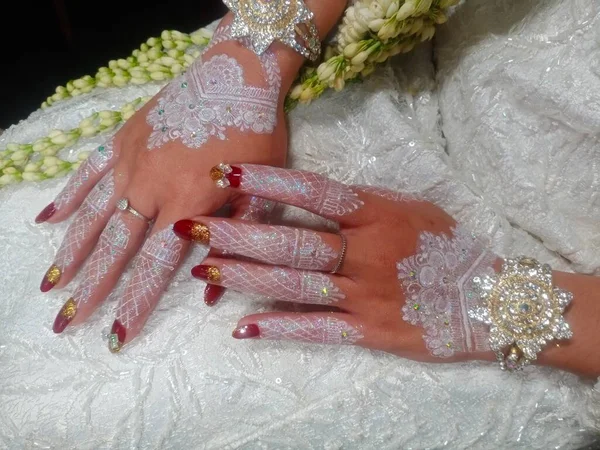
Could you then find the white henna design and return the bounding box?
[239,196,275,222]
[256,316,363,344]
[239,165,364,217]
[73,214,131,307]
[397,226,496,357]
[146,26,280,150]
[54,170,116,270]
[221,264,344,305]
[116,226,183,329]
[211,222,338,270]
[55,140,115,210]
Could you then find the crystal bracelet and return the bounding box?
[469,257,573,371]
[224,0,322,61]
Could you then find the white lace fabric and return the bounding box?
[0,1,599,448]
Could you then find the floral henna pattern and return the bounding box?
[115,225,184,331]
[397,226,497,357]
[54,140,115,210]
[54,170,116,270]
[256,316,363,345]
[219,264,345,305]
[210,222,338,270]
[73,214,131,307]
[146,26,281,150]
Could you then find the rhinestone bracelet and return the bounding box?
[469,256,573,371]
[224,0,322,61]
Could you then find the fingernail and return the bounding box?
[53,298,77,334]
[41,264,62,292]
[191,265,222,282]
[173,220,210,244]
[232,324,260,339]
[108,320,126,353]
[210,163,242,188]
[204,284,225,306]
[35,202,56,223]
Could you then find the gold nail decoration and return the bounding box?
[60,298,77,320]
[46,265,62,285]
[191,223,210,245]
[208,266,221,282]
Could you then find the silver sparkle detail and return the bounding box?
[224,0,321,60]
[468,256,573,371]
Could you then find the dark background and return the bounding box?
[2,0,228,130]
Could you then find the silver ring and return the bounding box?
[331,233,347,275]
[116,198,152,223]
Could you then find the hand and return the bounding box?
[35,21,290,351]
[175,163,600,378]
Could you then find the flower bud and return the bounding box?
[150,71,167,81]
[160,30,171,40]
[290,84,305,100]
[386,1,400,17]
[378,21,397,40]
[171,64,184,74]
[317,62,336,81]
[162,40,175,49]
[6,143,20,152]
[80,126,98,137]
[22,172,45,182]
[3,167,18,175]
[369,18,386,32]
[43,165,60,177]
[10,150,30,162]
[49,133,69,145]
[0,173,21,186]
[343,42,362,59]
[147,37,159,47]
[435,11,448,24]
[43,156,60,167]
[396,1,416,21]
[299,87,315,101]
[24,162,42,173]
[333,76,345,91]
[351,51,371,66]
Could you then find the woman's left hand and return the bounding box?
[173,162,500,364]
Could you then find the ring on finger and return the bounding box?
[330,233,347,275]
[116,198,152,223]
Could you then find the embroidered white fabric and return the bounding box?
[0,1,599,448]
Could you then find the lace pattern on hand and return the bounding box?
[397,226,496,357]
[146,26,280,150]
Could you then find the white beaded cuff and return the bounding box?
[469,257,574,371]
[224,0,322,61]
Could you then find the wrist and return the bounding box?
[207,1,347,97]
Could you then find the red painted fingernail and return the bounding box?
[35,202,56,223]
[204,284,225,306]
[53,298,77,334]
[108,320,126,353]
[191,265,222,282]
[210,163,242,188]
[41,264,61,292]
[173,220,210,244]
[232,324,260,339]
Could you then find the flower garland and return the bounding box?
[1,0,458,188]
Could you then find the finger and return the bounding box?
[204,196,277,306]
[108,220,189,353]
[174,219,343,272]
[35,139,117,224]
[40,169,119,292]
[230,312,366,347]
[191,258,353,307]
[209,163,373,226]
[52,212,149,333]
